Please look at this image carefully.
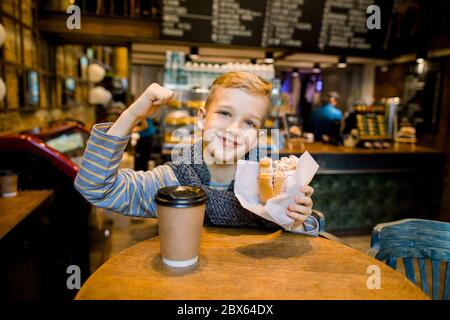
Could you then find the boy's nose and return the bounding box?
[227,121,241,134]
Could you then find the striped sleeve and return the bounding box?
[74,123,179,217]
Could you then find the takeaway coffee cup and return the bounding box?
[155,186,207,268]
[0,170,18,197]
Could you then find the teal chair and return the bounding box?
[368,219,450,300]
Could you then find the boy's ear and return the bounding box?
[197,107,206,129]
[198,106,206,117]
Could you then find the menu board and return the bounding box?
[162,0,266,46]
[261,0,325,49]
[161,0,393,56]
[317,0,391,55]
[161,0,213,43]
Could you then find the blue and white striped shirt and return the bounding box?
[74,123,231,217]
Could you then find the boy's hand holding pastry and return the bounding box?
[286,185,314,224]
[258,156,314,226]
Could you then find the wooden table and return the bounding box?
[76,227,428,300]
[0,190,54,239]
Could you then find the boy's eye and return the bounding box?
[244,120,256,128]
[217,110,231,117]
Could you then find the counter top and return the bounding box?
[0,190,54,239]
[281,143,444,173]
[161,142,444,172]
[281,142,442,155]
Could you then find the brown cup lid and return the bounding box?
[155,186,207,208]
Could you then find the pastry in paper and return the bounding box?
[234,151,320,233]
[258,155,298,204]
[258,157,275,203]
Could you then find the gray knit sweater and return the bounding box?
[166,142,280,229]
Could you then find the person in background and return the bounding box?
[311,92,343,142]
[134,117,157,171]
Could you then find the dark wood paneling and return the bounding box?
[374,63,408,101]
[38,12,160,44]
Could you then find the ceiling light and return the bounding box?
[416,50,427,64]
[313,63,321,73]
[337,56,347,68]
[264,51,274,64]
[189,46,199,60]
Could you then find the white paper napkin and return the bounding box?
[234,151,320,231]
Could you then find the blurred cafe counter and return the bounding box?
[280,142,444,232]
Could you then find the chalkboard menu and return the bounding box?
[317,0,392,56]
[261,0,325,49]
[162,0,266,46]
[161,0,393,56]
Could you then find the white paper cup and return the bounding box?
[0,170,18,198]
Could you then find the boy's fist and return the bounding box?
[144,83,174,105]
[128,83,173,119]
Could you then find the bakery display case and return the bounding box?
[160,89,205,153]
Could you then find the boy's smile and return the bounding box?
[198,87,269,164]
[217,134,240,149]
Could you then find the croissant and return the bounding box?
[258,156,297,204]
[258,158,275,204]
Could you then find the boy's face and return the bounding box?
[199,87,268,164]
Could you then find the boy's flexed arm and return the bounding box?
[74,84,177,217]
[107,83,173,137]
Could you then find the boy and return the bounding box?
[75,72,315,232]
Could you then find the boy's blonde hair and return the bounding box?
[205,71,272,111]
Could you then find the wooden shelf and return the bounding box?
[0,10,39,34]
[38,12,160,44]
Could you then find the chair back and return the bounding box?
[369,219,450,300]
